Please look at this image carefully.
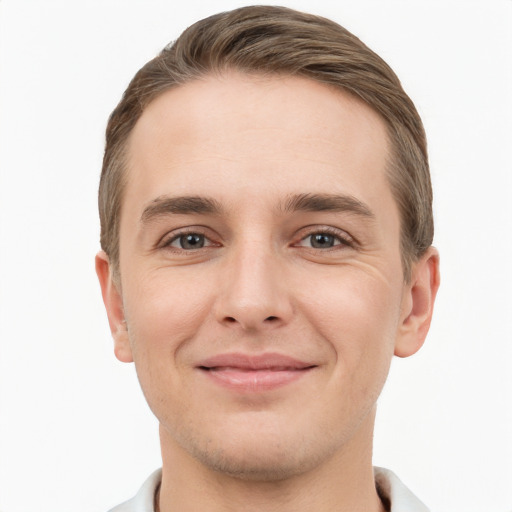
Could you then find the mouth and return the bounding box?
[196,353,318,391]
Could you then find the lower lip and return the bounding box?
[200,367,314,392]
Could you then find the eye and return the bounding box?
[167,233,209,250]
[309,233,338,248]
[295,230,353,249]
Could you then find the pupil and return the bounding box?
[311,234,334,248]
[181,234,204,249]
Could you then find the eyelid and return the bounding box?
[157,226,220,250]
[155,224,356,251]
[292,225,356,249]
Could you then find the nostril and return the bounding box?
[222,315,280,326]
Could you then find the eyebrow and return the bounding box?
[140,192,375,223]
[140,195,223,223]
[280,193,375,219]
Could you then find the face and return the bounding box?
[97,72,438,480]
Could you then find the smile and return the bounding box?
[197,353,317,392]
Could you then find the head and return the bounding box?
[99,5,433,283]
[96,6,439,482]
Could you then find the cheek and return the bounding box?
[121,269,213,370]
[119,270,217,422]
[299,269,401,383]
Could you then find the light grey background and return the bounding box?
[0,1,511,511]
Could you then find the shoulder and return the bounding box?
[374,467,430,512]
[108,469,162,512]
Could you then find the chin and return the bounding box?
[172,418,340,482]
[189,441,321,482]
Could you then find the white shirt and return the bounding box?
[108,467,429,512]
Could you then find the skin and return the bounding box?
[97,72,439,512]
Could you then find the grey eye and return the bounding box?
[176,233,205,249]
[309,233,337,248]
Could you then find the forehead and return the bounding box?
[124,72,392,214]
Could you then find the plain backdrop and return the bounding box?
[0,1,511,511]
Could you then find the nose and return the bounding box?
[213,243,294,331]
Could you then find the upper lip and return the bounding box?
[197,353,316,371]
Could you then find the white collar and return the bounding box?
[374,467,430,512]
[109,466,429,512]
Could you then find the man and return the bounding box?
[96,5,440,512]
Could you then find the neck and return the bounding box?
[157,410,385,512]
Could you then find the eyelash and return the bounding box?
[159,226,355,253]
[293,226,355,250]
[159,228,216,251]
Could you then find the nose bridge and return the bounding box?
[215,237,292,329]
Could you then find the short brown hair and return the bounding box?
[99,5,433,280]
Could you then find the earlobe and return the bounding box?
[95,251,134,363]
[394,247,440,358]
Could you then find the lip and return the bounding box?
[196,353,317,392]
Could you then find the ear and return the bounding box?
[95,251,133,363]
[394,247,440,358]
